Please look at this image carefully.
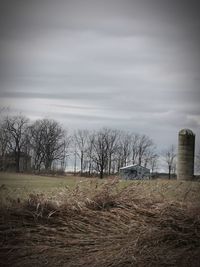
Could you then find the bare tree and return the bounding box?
[0,109,160,178]
[164,145,176,179]
[73,142,78,175]
[74,129,89,175]
[60,138,71,172]
[4,115,29,172]
[43,120,68,172]
[87,130,156,176]
[130,133,155,166]
[85,132,95,176]
[116,132,132,170]
[92,129,109,179]
[105,129,119,175]
[0,120,9,170]
[137,134,154,166]
[131,133,140,165]
[30,119,67,172]
[148,153,159,174]
[143,146,158,168]
[29,120,45,171]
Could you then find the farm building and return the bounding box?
[119,164,150,180]
[0,152,31,172]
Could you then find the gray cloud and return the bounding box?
[0,0,200,150]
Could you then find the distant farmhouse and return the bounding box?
[0,152,31,172]
[120,164,150,180]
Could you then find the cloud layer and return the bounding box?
[0,0,200,149]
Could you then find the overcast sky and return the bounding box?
[0,0,200,150]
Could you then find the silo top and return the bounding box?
[179,129,195,136]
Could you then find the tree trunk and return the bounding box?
[15,151,20,173]
[100,164,104,179]
[108,154,112,175]
[88,160,91,176]
[168,165,171,179]
[45,159,52,172]
[80,151,83,175]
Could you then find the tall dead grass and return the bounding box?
[0,179,200,267]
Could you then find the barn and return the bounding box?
[0,152,31,172]
[119,164,150,180]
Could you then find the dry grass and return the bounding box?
[0,179,200,267]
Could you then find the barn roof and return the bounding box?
[119,164,150,171]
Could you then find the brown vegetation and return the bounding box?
[0,180,200,267]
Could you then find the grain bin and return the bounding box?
[177,129,195,180]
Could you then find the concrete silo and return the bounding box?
[177,129,195,180]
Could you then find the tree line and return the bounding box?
[0,114,178,178]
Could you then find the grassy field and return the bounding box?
[0,172,86,189]
[0,172,200,266]
[1,172,200,203]
[0,172,93,202]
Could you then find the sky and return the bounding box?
[0,0,200,152]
